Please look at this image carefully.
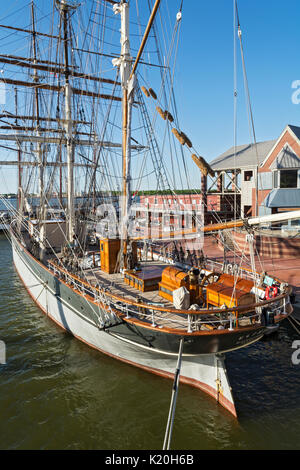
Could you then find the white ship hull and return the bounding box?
[12,234,237,417]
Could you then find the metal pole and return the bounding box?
[163,338,184,450]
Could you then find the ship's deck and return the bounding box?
[20,232,207,330]
[18,229,263,331]
[82,261,222,330]
[85,262,171,306]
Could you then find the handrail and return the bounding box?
[48,259,291,318]
[10,226,290,337]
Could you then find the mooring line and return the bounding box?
[290,314,300,327]
[288,316,300,336]
[163,338,184,451]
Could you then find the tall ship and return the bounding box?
[0,0,296,426]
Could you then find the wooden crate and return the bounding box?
[161,266,189,289]
[158,283,174,303]
[206,281,255,309]
[124,265,164,292]
[159,266,189,302]
[216,274,254,293]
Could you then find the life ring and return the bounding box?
[265,285,278,300]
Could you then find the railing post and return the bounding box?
[125,305,131,319]
[228,312,234,331]
[187,314,192,333]
[283,296,286,315]
[151,309,157,327]
[256,306,262,324]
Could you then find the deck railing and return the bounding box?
[149,247,257,282]
[47,259,291,333]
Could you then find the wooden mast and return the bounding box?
[114,0,161,269]
[113,0,133,268]
[0,0,129,233]
[31,0,46,254]
[14,88,22,212]
[60,0,75,243]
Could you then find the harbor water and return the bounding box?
[0,232,300,450]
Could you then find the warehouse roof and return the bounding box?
[210,140,276,171]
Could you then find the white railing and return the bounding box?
[47,260,290,333]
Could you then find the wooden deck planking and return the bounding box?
[80,262,222,331]
[83,263,192,329]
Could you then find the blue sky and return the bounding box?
[0,0,299,192]
[176,0,300,162]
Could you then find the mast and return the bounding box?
[59,144,63,208]
[60,0,75,242]
[14,88,22,212]
[113,0,134,266]
[114,0,161,268]
[31,0,46,250]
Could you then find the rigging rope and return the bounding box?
[0,0,268,304]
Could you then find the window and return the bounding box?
[280,170,298,188]
[273,171,279,188]
[291,219,300,226]
[243,205,252,217]
[244,170,253,182]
